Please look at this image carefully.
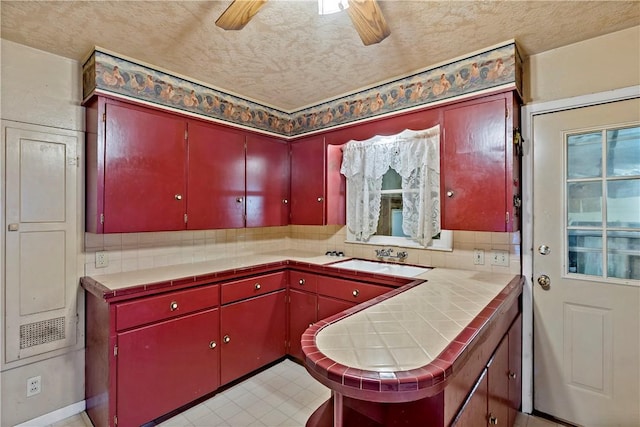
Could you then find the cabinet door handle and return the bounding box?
[174,194,182,200]
[223,335,231,343]
[352,289,360,298]
[255,283,261,290]
[169,301,178,311]
[446,190,454,198]
[508,371,517,379]
[488,414,498,425]
[317,197,324,202]
[282,199,288,204]
[209,341,217,349]
[236,197,243,203]
[298,279,305,286]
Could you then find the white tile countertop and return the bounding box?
[84,250,338,291]
[313,268,513,372]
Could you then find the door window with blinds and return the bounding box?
[566,125,640,282]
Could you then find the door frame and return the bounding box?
[520,85,639,414]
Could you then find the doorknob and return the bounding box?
[538,244,551,255]
[537,274,551,290]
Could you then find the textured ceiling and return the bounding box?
[1,1,638,111]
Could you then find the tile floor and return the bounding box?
[48,359,566,427]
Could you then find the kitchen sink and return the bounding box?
[332,259,431,278]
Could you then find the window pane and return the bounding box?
[607,231,640,280]
[381,167,402,190]
[568,229,603,276]
[606,126,640,177]
[567,182,602,226]
[567,132,602,179]
[377,194,405,236]
[607,179,640,228]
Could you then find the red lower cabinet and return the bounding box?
[220,290,287,385]
[317,295,356,320]
[487,336,510,426]
[289,288,318,361]
[508,314,523,426]
[116,308,220,427]
[452,369,489,427]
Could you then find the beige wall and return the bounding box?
[524,26,640,103]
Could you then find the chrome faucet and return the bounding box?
[394,251,408,260]
[375,248,408,261]
[375,248,393,257]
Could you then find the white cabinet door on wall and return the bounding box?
[3,123,80,362]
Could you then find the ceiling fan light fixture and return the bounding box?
[318,0,349,15]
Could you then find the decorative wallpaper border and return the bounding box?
[82,42,522,138]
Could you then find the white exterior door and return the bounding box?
[532,99,640,426]
[3,123,80,363]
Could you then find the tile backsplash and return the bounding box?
[84,226,521,276]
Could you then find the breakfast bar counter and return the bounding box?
[301,268,523,427]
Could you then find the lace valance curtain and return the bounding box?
[340,125,441,246]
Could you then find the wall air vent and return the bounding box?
[19,317,65,349]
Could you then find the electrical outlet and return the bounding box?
[95,251,109,268]
[27,376,41,397]
[491,250,509,267]
[473,249,485,265]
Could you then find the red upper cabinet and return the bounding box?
[187,121,246,229]
[246,134,290,227]
[290,135,345,225]
[441,92,520,232]
[101,100,187,233]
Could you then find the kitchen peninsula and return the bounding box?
[81,252,522,427]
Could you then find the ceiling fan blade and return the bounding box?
[215,0,268,30]
[347,0,390,45]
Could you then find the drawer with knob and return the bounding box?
[115,285,219,331]
[221,271,287,305]
[289,271,319,293]
[317,277,391,303]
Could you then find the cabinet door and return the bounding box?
[187,121,246,229]
[290,135,325,224]
[442,97,508,231]
[246,135,290,227]
[116,308,219,427]
[220,290,286,385]
[104,102,187,232]
[508,314,522,426]
[289,289,317,361]
[317,295,356,321]
[487,336,510,427]
[452,368,488,427]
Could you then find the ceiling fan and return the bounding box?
[215,0,391,46]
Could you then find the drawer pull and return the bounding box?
[255,283,261,290]
[508,371,517,379]
[352,289,360,297]
[169,301,179,311]
[298,279,305,286]
[488,414,498,425]
[223,335,231,343]
[174,194,182,200]
[209,341,217,349]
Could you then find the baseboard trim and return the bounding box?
[15,400,86,427]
